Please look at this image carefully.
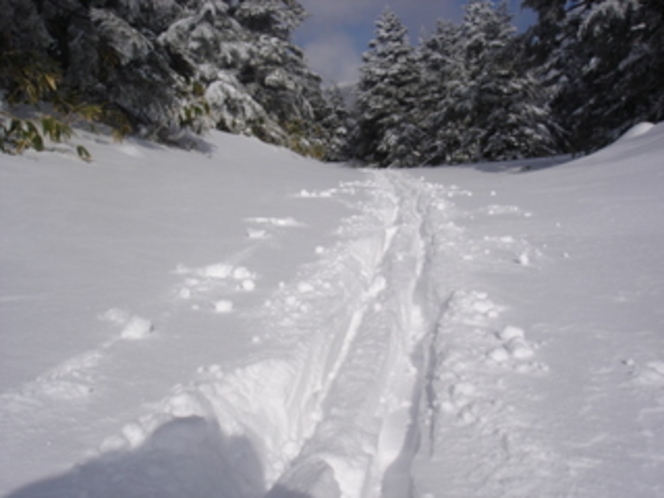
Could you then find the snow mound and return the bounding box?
[617,122,655,142]
[120,317,154,340]
[100,309,154,340]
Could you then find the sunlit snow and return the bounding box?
[1,124,663,497]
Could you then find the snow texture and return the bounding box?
[2,123,664,497]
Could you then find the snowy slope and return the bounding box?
[411,124,664,497]
[1,124,663,498]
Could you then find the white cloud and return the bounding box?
[297,0,463,82]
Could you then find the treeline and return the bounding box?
[523,0,664,154]
[1,0,662,166]
[352,0,664,166]
[0,0,347,159]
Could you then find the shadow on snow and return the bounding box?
[6,416,310,498]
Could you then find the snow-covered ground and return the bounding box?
[1,123,663,498]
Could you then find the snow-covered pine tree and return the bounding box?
[0,1,51,105]
[1,0,338,157]
[159,0,335,157]
[574,0,664,147]
[353,8,423,167]
[88,6,192,141]
[157,1,286,143]
[232,0,337,159]
[454,0,558,161]
[233,0,306,41]
[417,19,468,164]
[321,85,351,161]
[0,0,209,146]
[523,0,664,152]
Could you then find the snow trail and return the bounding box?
[205,172,434,495]
[69,170,461,498]
[2,166,560,498]
[266,172,439,498]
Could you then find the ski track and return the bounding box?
[3,171,564,497]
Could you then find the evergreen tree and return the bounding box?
[417,0,558,163]
[353,8,423,167]
[0,0,205,146]
[159,1,287,143]
[0,0,338,157]
[233,0,306,41]
[459,0,558,161]
[523,0,664,152]
[321,85,351,161]
[417,19,468,163]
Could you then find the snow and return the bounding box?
[618,121,655,142]
[2,122,664,497]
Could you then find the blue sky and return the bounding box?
[294,0,535,83]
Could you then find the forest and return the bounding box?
[0,0,662,166]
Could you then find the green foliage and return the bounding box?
[284,119,327,160]
[248,117,278,145]
[0,118,43,154]
[179,83,212,134]
[2,0,340,160]
[76,145,92,162]
[0,112,91,161]
[41,116,73,143]
[1,51,60,106]
[0,50,127,161]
